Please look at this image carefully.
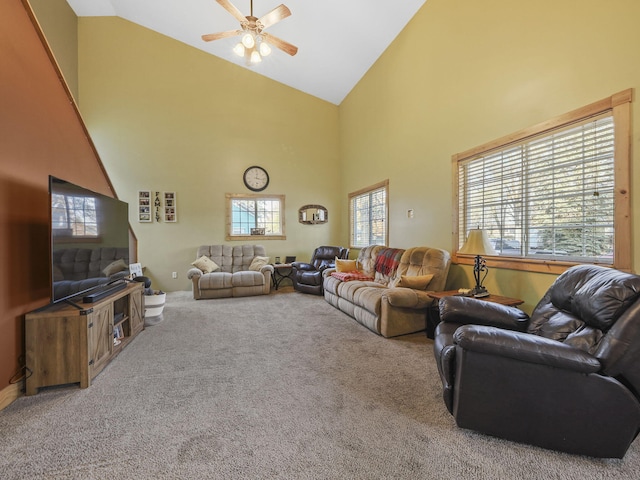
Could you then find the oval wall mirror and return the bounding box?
[299,204,328,225]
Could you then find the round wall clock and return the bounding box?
[243,166,269,192]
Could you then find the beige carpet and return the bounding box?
[1,288,639,479]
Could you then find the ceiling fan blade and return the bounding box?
[201,30,241,42]
[216,0,247,23]
[262,32,298,56]
[258,4,291,29]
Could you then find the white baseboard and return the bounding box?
[0,381,23,411]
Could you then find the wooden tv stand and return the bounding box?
[25,282,144,395]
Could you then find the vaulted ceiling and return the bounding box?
[66,0,428,105]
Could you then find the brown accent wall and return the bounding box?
[0,1,115,397]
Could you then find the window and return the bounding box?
[226,193,285,241]
[349,180,389,248]
[51,193,98,237]
[454,89,632,274]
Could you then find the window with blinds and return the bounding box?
[454,89,632,273]
[349,180,389,248]
[459,114,615,263]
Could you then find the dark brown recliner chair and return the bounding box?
[433,264,640,458]
[291,246,349,295]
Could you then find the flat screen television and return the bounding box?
[49,176,130,304]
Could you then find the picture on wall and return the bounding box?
[138,191,152,222]
[164,192,177,222]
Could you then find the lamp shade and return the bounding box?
[459,229,497,256]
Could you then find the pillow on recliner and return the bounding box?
[249,256,270,271]
[335,258,358,272]
[192,255,220,274]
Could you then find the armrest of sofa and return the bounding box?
[439,295,530,332]
[187,267,203,280]
[260,264,274,274]
[454,324,601,373]
[322,267,337,279]
[383,288,434,309]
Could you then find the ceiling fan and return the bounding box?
[202,0,298,65]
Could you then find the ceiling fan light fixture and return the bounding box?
[250,50,262,63]
[241,32,255,49]
[202,1,298,61]
[259,40,271,57]
[233,42,245,57]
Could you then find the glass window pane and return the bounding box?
[230,196,283,236]
[350,184,387,248]
[459,115,614,264]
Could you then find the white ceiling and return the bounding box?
[65,0,427,105]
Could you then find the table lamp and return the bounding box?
[458,228,497,297]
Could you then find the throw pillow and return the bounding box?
[192,255,220,274]
[397,274,434,290]
[249,256,270,271]
[335,257,358,273]
[103,258,128,276]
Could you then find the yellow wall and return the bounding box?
[339,0,640,311]
[77,17,341,291]
[28,0,78,100]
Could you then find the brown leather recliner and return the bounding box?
[433,264,640,458]
[291,246,349,295]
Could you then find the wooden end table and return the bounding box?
[425,290,524,339]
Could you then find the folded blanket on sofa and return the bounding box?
[330,271,374,282]
[374,248,404,277]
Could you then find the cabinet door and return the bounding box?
[130,288,145,336]
[88,302,113,378]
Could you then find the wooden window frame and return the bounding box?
[226,193,286,241]
[453,89,632,274]
[349,179,389,249]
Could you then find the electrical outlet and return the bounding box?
[172,272,177,279]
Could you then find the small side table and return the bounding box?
[426,290,524,339]
[272,263,294,290]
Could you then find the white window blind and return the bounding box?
[350,182,388,248]
[459,113,615,264]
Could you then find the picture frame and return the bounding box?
[251,227,265,235]
[138,191,152,222]
[129,263,143,279]
[164,192,177,222]
[113,325,124,345]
